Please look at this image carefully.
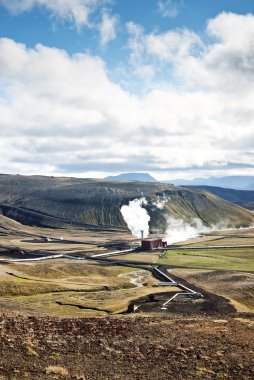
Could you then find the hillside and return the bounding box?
[185,186,254,210]
[0,174,253,230]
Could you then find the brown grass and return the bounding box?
[172,268,254,313]
[0,279,67,296]
[15,261,134,279]
[45,365,69,376]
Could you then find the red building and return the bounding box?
[141,238,165,251]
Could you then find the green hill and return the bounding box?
[0,174,253,230]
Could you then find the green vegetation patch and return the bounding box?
[159,248,254,272]
[188,236,254,247]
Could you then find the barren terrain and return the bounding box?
[1,314,254,380]
[0,212,254,378]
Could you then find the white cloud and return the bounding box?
[146,29,203,62]
[126,13,254,96]
[0,12,254,179]
[126,22,145,66]
[99,11,118,48]
[0,0,109,30]
[125,22,155,78]
[158,0,182,18]
[201,12,254,92]
[126,22,203,80]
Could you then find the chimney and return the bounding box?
[141,230,144,240]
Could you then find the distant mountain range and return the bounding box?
[169,176,254,190]
[106,173,157,182]
[104,173,254,210]
[105,173,254,191]
[185,186,254,211]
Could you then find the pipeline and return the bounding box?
[153,266,202,309]
[0,254,64,263]
[0,248,203,311]
[91,248,135,258]
[153,266,176,283]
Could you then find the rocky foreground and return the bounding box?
[0,314,254,379]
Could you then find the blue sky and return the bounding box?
[0,0,254,180]
[1,1,254,63]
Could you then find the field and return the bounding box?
[0,219,181,316]
[0,258,183,316]
[160,248,254,271]
[0,216,254,316]
[158,228,254,313]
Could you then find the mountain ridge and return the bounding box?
[106,173,157,182]
[184,185,254,211]
[0,173,253,230]
[169,175,254,190]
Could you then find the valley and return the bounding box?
[0,211,254,316]
[0,175,254,379]
[1,220,254,379]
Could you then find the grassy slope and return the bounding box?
[160,230,254,311]
[0,173,253,229]
[0,261,179,316]
[160,230,254,272]
[159,248,254,272]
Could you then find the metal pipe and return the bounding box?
[155,282,178,286]
[91,248,135,258]
[162,291,198,308]
[0,254,64,263]
[178,283,198,294]
[153,266,176,283]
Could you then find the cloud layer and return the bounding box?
[0,12,253,178]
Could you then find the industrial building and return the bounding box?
[141,238,167,251]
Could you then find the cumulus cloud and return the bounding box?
[0,12,254,178]
[126,12,254,95]
[146,29,203,62]
[202,12,254,92]
[126,22,203,79]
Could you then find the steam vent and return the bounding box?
[141,238,167,251]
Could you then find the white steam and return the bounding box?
[120,198,150,238]
[152,194,171,209]
[120,195,253,244]
[165,217,254,245]
[165,217,213,244]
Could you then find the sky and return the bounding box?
[0,0,254,181]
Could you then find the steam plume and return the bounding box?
[152,194,171,209]
[120,198,150,238]
[165,217,212,244]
